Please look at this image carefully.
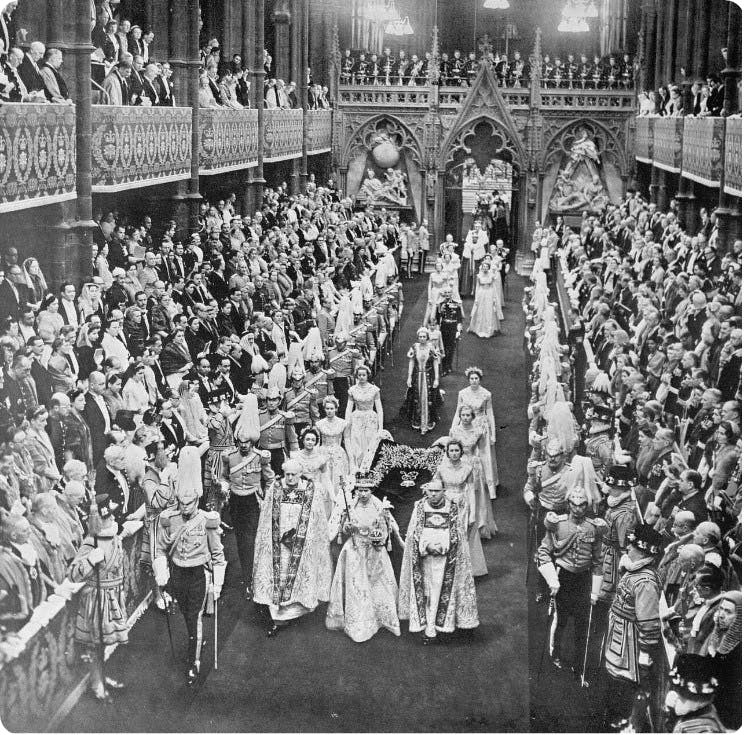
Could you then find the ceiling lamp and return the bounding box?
[584,0,599,17]
[385,19,402,34]
[483,0,510,8]
[558,15,590,32]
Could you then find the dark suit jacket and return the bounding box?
[82,393,111,466]
[93,462,129,522]
[18,54,44,93]
[30,357,54,407]
[160,416,185,450]
[0,279,23,320]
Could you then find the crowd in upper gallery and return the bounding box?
[340,45,636,89]
[637,49,742,118]
[0,0,330,109]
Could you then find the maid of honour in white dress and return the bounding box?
[345,365,384,471]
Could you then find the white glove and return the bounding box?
[638,650,652,667]
[212,563,226,600]
[538,562,560,595]
[590,574,603,604]
[152,556,170,587]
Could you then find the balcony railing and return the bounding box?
[263,108,304,162]
[635,115,653,163]
[652,116,684,173]
[0,103,76,213]
[681,117,724,188]
[637,114,742,197]
[539,88,636,110]
[198,107,259,175]
[91,105,192,191]
[307,109,333,155]
[724,117,742,197]
[338,84,431,107]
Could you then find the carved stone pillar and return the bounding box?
[248,0,266,208]
[722,2,741,117]
[653,1,665,90]
[674,175,697,234]
[274,0,292,82]
[641,2,657,91]
[692,0,711,80]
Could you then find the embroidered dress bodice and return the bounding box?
[317,417,346,447]
[349,383,379,411]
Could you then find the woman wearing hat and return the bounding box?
[326,471,400,642]
[401,327,441,435]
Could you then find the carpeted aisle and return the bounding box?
[58,270,532,733]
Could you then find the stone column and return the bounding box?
[722,1,741,117]
[641,2,657,91]
[663,0,679,83]
[692,0,711,80]
[274,0,292,82]
[653,0,665,90]
[248,0,267,211]
[674,175,697,234]
[64,0,97,284]
[656,169,669,210]
[299,0,309,192]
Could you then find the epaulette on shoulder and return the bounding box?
[160,508,179,527]
[203,510,221,529]
[545,512,567,529]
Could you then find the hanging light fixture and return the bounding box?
[399,16,414,34]
[483,0,510,9]
[558,0,590,31]
[584,0,599,18]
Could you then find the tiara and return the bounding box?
[464,366,483,378]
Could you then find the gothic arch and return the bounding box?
[342,115,424,170]
[540,118,628,176]
[439,115,527,172]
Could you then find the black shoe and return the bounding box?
[421,635,436,646]
[609,718,629,731]
[550,656,563,670]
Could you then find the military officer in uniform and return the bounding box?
[355,52,370,85]
[350,309,376,371]
[602,523,663,730]
[153,466,226,685]
[464,51,479,85]
[283,367,319,438]
[435,285,462,376]
[583,401,615,479]
[381,47,394,85]
[523,438,573,524]
[363,295,387,370]
[340,49,354,85]
[220,428,274,599]
[578,54,591,89]
[258,386,298,475]
[450,49,464,86]
[620,53,634,90]
[664,654,727,733]
[305,348,334,408]
[537,486,604,673]
[328,333,360,416]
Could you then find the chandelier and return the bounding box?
[483,0,510,8]
[364,0,400,23]
[385,15,414,35]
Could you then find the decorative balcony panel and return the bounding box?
[724,117,742,197]
[681,117,724,188]
[0,528,149,732]
[540,90,637,110]
[338,84,430,107]
[652,116,684,173]
[263,108,304,162]
[0,103,76,213]
[635,115,653,163]
[198,107,258,176]
[91,105,192,192]
[307,109,332,155]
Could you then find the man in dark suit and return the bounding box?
[156,62,175,106]
[706,74,724,116]
[127,54,145,104]
[82,371,112,467]
[0,265,24,320]
[141,63,160,105]
[18,40,45,94]
[94,444,130,523]
[194,356,214,405]
[158,397,186,450]
[27,335,54,407]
